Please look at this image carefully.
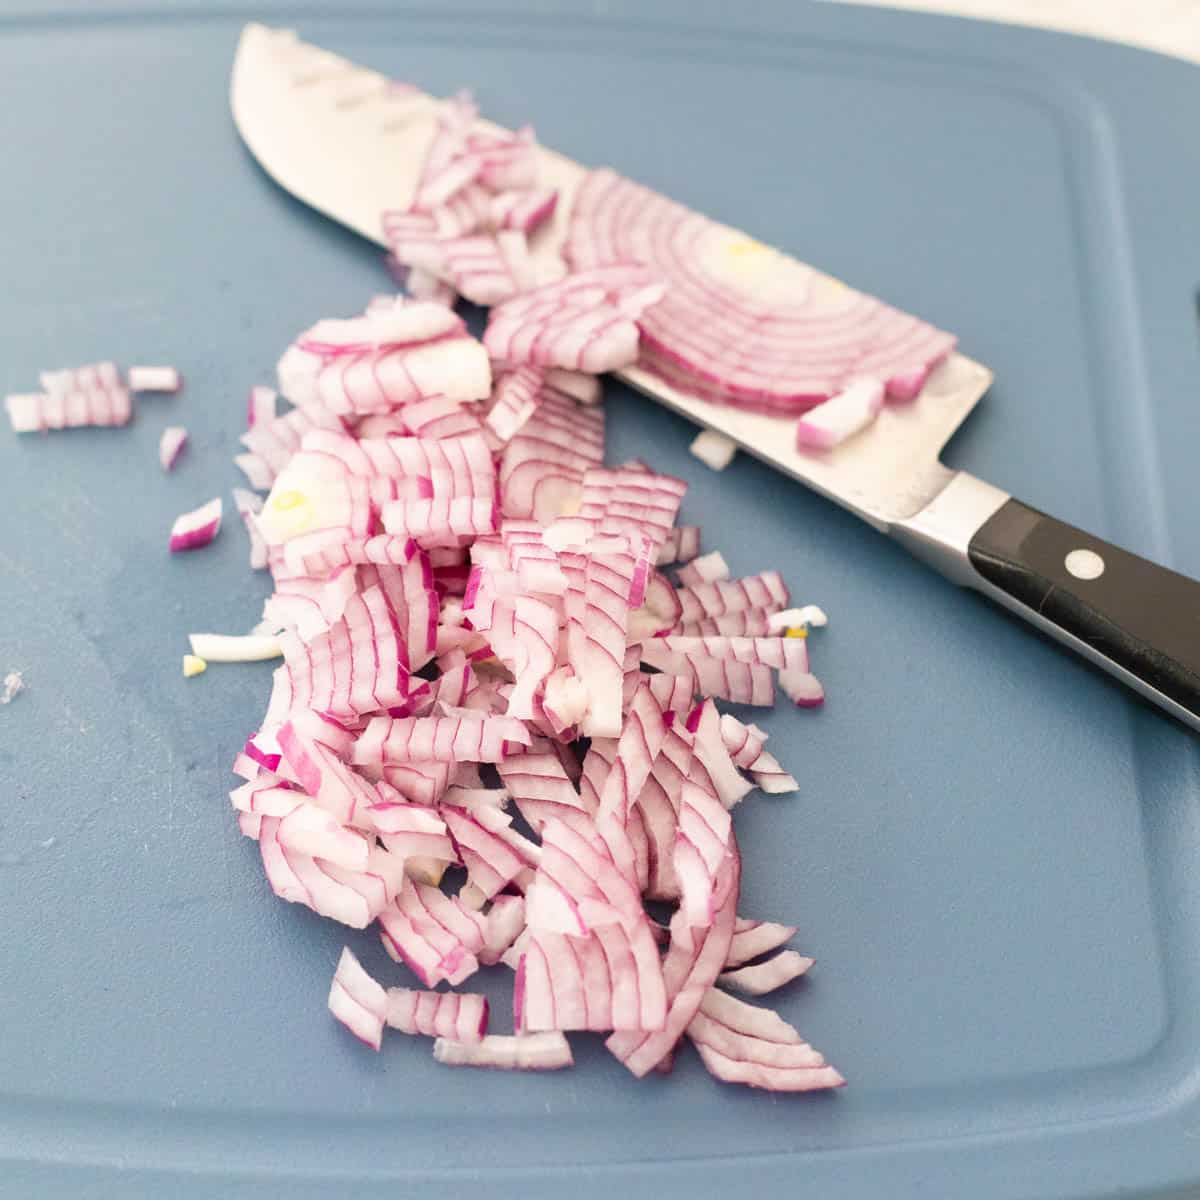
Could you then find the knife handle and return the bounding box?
[895,473,1200,733]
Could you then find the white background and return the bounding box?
[829,0,1200,62]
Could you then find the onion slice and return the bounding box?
[169,497,222,552]
[328,946,387,1050]
[128,365,182,394]
[386,987,488,1041]
[158,425,188,471]
[188,633,281,662]
[717,950,814,995]
[566,167,955,412]
[795,378,885,451]
[433,1032,573,1070]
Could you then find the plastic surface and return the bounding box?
[2,3,1199,1197]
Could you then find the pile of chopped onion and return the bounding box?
[177,85,859,1093]
[222,276,839,1092]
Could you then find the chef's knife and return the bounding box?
[230,23,1200,733]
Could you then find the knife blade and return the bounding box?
[230,23,1200,733]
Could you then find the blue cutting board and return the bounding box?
[3,2,1200,1196]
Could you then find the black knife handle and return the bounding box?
[966,497,1200,724]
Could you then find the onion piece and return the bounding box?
[606,848,739,1077]
[276,585,414,718]
[747,747,800,794]
[182,654,207,678]
[768,605,828,632]
[689,429,737,471]
[795,378,885,451]
[577,468,687,559]
[386,987,488,1041]
[687,988,843,1091]
[128,365,182,394]
[232,488,269,570]
[239,405,343,489]
[484,266,666,375]
[488,187,558,233]
[595,682,669,823]
[676,572,788,624]
[6,387,132,433]
[188,633,281,662]
[656,525,701,565]
[485,367,544,443]
[169,497,222,552]
[246,385,278,428]
[278,308,490,418]
[726,917,798,968]
[378,876,486,987]
[543,368,601,407]
[676,551,729,589]
[779,664,825,707]
[328,946,387,1051]
[566,167,954,412]
[479,894,527,965]
[158,425,188,471]
[40,361,121,393]
[405,265,459,307]
[718,950,814,995]
[354,714,530,766]
[432,1032,572,1071]
[441,805,528,899]
[499,390,604,523]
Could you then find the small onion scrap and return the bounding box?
[169,497,222,553]
[128,365,182,394]
[795,378,885,451]
[1,670,24,704]
[159,425,188,471]
[689,430,737,472]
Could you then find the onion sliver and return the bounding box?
[159,425,188,471]
[169,497,222,552]
[566,167,955,412]
[128,365,182,394]
[433,1032,572,1070]
[189,633,282,663]
[328,947,387,1050]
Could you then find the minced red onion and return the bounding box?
[205,87,848,1093]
